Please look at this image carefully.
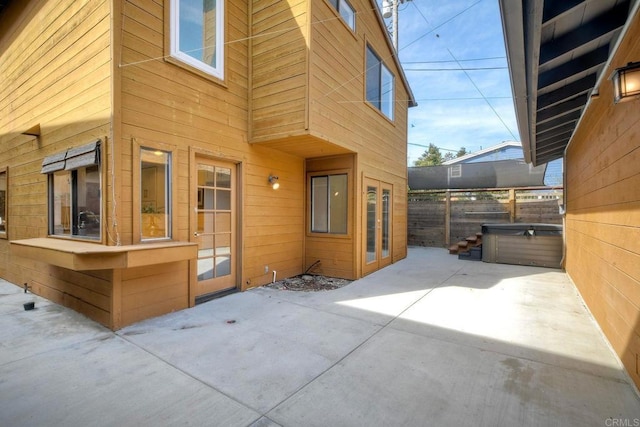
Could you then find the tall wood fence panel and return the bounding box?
[408,188,563,248]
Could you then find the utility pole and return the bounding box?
[382,0,411,51]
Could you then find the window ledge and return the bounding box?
[11,238,197,271]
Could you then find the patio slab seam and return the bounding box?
[115,331,262,421]
[259,266,466,416]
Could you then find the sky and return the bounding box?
[382,0,521,165]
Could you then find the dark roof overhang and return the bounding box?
[499,0,639,166]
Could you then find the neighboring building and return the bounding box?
[500,0,640,389]
[0,0,415,329]
[442,141,525,164]
[443,141,563,187]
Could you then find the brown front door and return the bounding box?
[192,158,236,297]
[363,178,392,275]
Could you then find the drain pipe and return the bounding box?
[560,0,640,269]
[272,270,277,283]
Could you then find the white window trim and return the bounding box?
[170,0,225,80]
[381,63,394,120]
[338,0,356,31]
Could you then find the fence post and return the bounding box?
[509,188,516,223]
[445,190,451,246]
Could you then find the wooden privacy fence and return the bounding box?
[408,187,564,248]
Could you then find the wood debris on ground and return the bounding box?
[266,275,352,292]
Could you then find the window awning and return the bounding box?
[65,140,100,170]
[41,140,101,173]
[40,152,66,173]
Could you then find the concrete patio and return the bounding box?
[1,247,639,426]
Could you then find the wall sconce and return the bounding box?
[611,61,640,104]
[268,175,279,190]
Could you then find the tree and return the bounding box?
[414,143,443,166]
[443,147,468,162]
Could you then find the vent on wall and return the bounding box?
[449,164,462,178]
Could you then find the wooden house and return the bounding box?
[0,0,415,329]
[500,1,640,388]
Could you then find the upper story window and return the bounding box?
[366,45,395,120]
[328,0,356,31]
[170,0,224,80]
[42,141,101,240]
[0,168,6,238]
[140,148,172,240]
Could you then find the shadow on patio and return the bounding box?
[1,247,639,426]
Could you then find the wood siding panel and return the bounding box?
[307,0,412,274]
[250,0,309,139]
[305,237,355,279]
[564,16,640,389]
[1,0,411,328]
[119,261,189,328]
[0,0,112,325]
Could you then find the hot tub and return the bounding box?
[481,223,563,268]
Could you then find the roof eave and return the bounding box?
[499,0,544,166]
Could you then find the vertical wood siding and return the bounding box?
[565,17,640,388]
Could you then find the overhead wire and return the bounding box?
[407,0,518,141]
[404,66,508,71]
[118,1,514,129]
[119,4,383,68]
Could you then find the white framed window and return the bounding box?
[170,0,224,80]
[328,0,356,31]
[366,45,395,120]
[42,141,101,240]
[310,174,348,234]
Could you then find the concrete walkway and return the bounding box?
[1,247,639,426]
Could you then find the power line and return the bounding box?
[406,0,518,141]
[446,47,518,141]
[408,143,458,152]
[404,66,507,71]
[415,96,512,101]
[402,56,506,64]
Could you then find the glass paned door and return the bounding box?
[193,159,235,296]
[366,185,377,263]
[363,178,392,275]
[382,189,390,258]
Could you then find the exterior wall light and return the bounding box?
[268,175,279,189]
[611,61,640,104]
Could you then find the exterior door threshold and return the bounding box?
[195,287,238,305]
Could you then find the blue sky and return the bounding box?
[385,0,520,164]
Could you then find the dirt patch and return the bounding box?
[266,275,352,292]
